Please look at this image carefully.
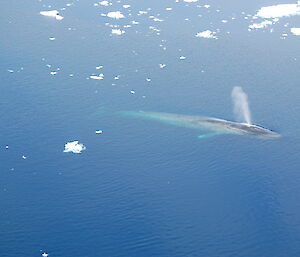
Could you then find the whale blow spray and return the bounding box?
[231,87,252,124]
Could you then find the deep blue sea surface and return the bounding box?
[1,0,300,256]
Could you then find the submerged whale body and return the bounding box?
[120,111,280,139]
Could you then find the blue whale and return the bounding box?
[119,111,280,139]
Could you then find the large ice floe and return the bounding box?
[64,141,86,154]
[249,2,300,31]
[40,10,64,20]
[255,2,300,18]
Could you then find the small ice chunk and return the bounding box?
[96,66,103,69]
[40,10,64,20]
[146,78,151,82]
[40,10,59,17]
[63,141,86,154]
[22,155,27,159]
[151,17,164,22]
[130,90,135,94]
[7,69,14,73]
[138,11,148,15]
[159,64,166,68]
[99,1,111,6]
[41,253,48,257]
[5,145,8,149]
[183,0,199,2]
[111,29,125,35]
[249,20,273,29]
[291,27,300,35]
[123,5,131,9]
[195,30,217,39]
[50,71,57,75]
[49,37,56,40]
[95,130,103,134]
[179,56,186,60]
[107,11,125,19]
[90,74,104,80]
[166,7,172,11]
[56,15,64,20]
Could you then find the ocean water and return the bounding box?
[1,0,300,256]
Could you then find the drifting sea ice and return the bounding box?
[63,141,86,154]
[40,10,64,20]
[99,1,112,6]
[195,30,217,39]
[249,20,273,30]
[111,29,125,35]
[255,3,300,18]
[106,11,125,19]
[291,27,300,35]
[90,74,104,80]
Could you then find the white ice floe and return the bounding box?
[50,71,57,75]
[40,10,64,20]
[159,64,166,68]
[41,253,48,257]
[130,90,135,94]
[63,141,86,154]
[99,1,112,6]
[149,16,164,22]
[249,20,273,29]
[179,56,186,60]
[183,0,199,2]
[255,3,300,18]
[123,5,131,9]
[195,30,217,39]
[291,27,300,35]
[111,29,125,35]
[90,74,104,80]
[107,11,125,19]
[96,65,103,69]
[95,130,103,134]
[49,37,56,40]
